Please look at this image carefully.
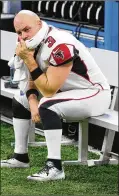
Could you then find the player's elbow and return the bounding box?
[42,87,58,98]
[43,91,56,98]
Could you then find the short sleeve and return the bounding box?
[48,43,74,66]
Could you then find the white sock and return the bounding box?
[44,129,62,160]
[13,118,31,154]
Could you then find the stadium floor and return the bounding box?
[1,122,118,196]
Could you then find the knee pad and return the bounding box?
[12,97,31,119]
[39,104,62,130]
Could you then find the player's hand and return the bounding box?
[16,39,34,61]
[29,98,40,123]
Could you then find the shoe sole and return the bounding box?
[27,174,65,181]
[1,163,29,168]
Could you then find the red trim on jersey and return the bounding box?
[81,60,104,90]
[72,55,104,90]
[40,89,100,106]
[72,71,104,90]
[93,83,104,90]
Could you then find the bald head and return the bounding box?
[14,10,42,41]
[14,10,40,22]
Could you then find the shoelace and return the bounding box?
[38,162,55,176]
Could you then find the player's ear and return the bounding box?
[37,20,42,28]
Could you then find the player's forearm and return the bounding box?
[24,57,56,97]
[34,74,56,97]
[28,78,36,90]
[27,80,38,102]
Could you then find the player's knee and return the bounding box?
[12,97,31,119]
[39,104,62,130]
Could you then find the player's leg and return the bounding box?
[27,100,65,181]
[1,92,31,168]
[27,89,111,181]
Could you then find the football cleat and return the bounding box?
[27,161,65,181]
[1,158,29,168]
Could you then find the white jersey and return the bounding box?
[36,24,110,92]
[14,23,111,121]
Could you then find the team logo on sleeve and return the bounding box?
[49,43,74,66]
[53,48,64,60]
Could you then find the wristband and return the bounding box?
[30,67,43,81]
[26,89,39,99]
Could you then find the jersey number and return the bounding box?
[45,36,56,48]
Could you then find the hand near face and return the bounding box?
[16,39,35,61]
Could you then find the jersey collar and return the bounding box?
[25,21,49,49]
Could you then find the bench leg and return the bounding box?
[78,120,88,163]
[63,120,88,165]
[28,121,35,143]
[88,129,118,166]
[100,129,115,161]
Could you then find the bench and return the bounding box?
[63,47,118,166]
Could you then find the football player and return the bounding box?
[1,10,111,182]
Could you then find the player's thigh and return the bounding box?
[48,89,111,120]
